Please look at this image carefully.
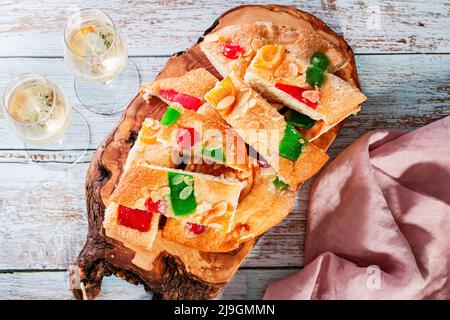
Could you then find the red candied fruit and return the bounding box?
[145,198,166,215]
[117,205,153,232]
[159,89,202,111]
[275,83,319,109]
[222,41,245,60]
[186,222,206,235]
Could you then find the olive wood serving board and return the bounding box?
[70,4,360,300]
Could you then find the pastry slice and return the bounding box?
[103,202,160,252]
[157,104,251,172]
[124,118,177,171]
[244,44,367,139]
[140,68,228,127]
[109,163,246,232]
[204,72,329,186]
[140,68,218,112]
[104,118,178,251]
[199,21,348,79]
[162,165,297,252]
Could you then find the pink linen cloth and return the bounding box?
[264,116,450,300]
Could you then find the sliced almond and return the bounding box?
[237,90,252,107]
[288,63,299,78]
[179,185,193,200]
[243,48,254,57]
[216,95,235,110]
[183,176,194,186]
[150,190,162,202]
[271,114,284,121]
[250,104,266,117]
[160,187,171,197]
[302,90,320,103]
[251,38,263,51]
[232,62,242,74]
[210,201,228,217]
[144,118,160,130]
[246,97,257,109]
[279,30,298,43]
[196,202,213,213]
[245,120,260,130]
[171,174,185,185]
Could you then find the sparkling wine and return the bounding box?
[65,20,127,84]
[4,75,71,145]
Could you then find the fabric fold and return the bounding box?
[264,116,450,299]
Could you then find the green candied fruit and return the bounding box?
[168,172,197,216]
[273,176,289,190]
[203,146,226,163]
[310,52,330,71]
[284,109,316,129]
[279,123,308,161]
[161,105,181,126]
[306,66,325,87]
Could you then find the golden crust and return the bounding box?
[205,72,328,186]
[199,21,348,79]
[162,166,296,252]
[124,121,176,171]
[140,68,218,102]
[110,164,245,232]
[197,103,228,126]
[103,203,160,252]
[157,106,252,172]
[244,47,366,132]
[200,23,269,78]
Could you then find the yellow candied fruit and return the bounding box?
[253,44,285,71]
[204,76,236,106]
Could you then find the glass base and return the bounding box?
[24,108,91,170]
[74,59,140,115]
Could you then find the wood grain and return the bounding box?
[0,160,310,269]
[0,0,448,57]
[0,269,296,300]
[1,55,449,151]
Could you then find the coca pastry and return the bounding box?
[71,5,366,300]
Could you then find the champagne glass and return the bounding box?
[2,74,90,168]
[64,9,140,115]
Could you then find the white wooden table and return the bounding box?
[0,0,449,299]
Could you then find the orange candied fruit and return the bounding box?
[139,119,158,144]
[253,44,285,71]
[204,76,236,106]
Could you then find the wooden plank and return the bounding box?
[1,55,449,151]
[0,54,449,270]
[0,269,296,300]
[0,0,448,57]
[0,161,308,269]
